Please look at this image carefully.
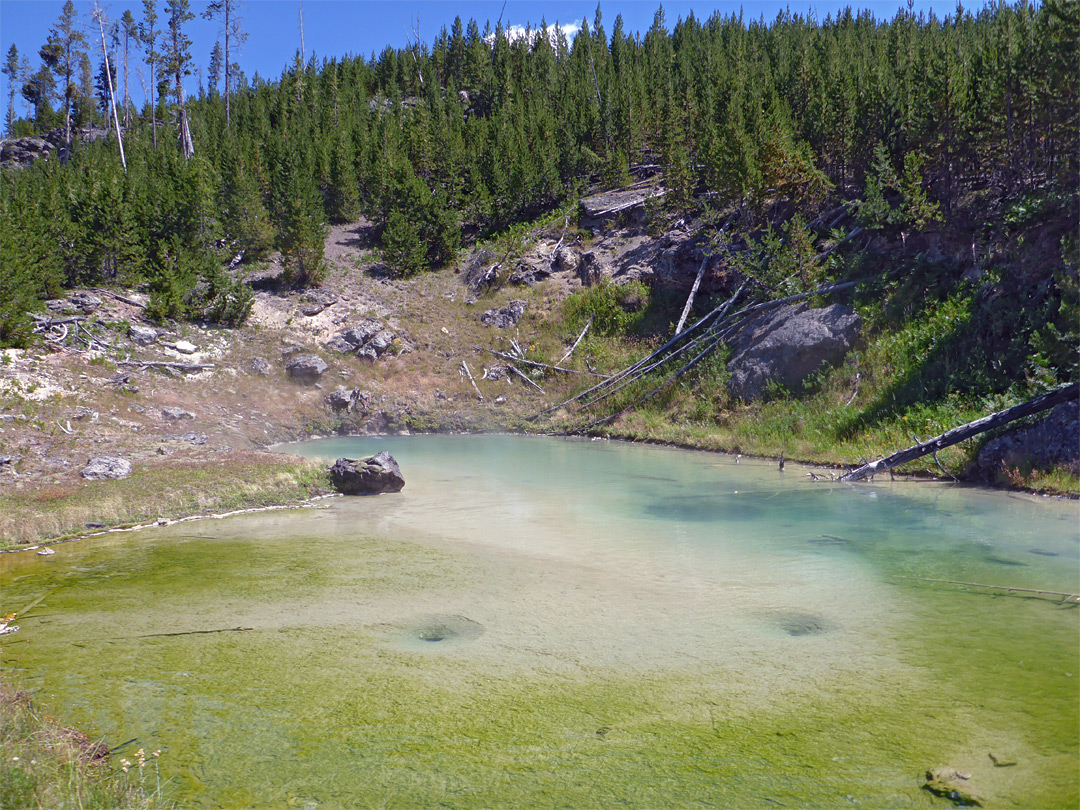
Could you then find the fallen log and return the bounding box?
[117,360,215,372]
[840,383,1079,482]
[674,256,708,335]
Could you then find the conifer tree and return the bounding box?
[40,0,87,143]
[139,0,160,147]
[3,45,19,136]
[163,0,195,158]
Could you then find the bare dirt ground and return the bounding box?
[0,214,692,542]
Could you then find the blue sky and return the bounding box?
[3,0,953,125]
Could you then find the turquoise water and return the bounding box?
[2,435,1077,808]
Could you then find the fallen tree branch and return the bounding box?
[92,288,146,308]
[135,626,254,639]
[841,383,1079,482]
[894,576,1079,603]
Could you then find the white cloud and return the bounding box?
[489,20,583,49]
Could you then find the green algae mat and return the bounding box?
[2,436,1077,808]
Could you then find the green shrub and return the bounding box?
[564,279,650,336]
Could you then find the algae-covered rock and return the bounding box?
[922,766,984,806]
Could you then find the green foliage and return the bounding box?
[738,215,823,296]
[381,210,426,277]
[145,236,251,326]
[564,279,650,336]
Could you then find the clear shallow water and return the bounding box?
[1,435,1077,808]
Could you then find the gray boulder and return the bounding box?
[70,291,103,314]
[481,300,527,329]
[553,247,580,273]
[285,354,329,384]
[578,251,605,286]
[363,329,395,356]
[325,320,383,353]
[129,324,158,345]
[81,456,131,480]
[249,357,271,376]
[727,303,861,401]
[161,406,195,421]
[969,400,1079,482]
[329,452,405,494]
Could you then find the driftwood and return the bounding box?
[117,360,215,372]
[558,317,592,365]
[894,576,1080,604]
[460,360,483,401]
[841,383,1079,482]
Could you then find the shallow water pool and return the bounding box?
[2,435,1077,808]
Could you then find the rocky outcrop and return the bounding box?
[726,303,861,401]
[481,300,527,329]
[325,387,369,413]
[325,320,398,360]
[0,132,65,170]
[285,354,329,384]
[81,456,131,480]
[578,251,605,286]
[969,400,1079,482]
[553,247,580,273]
[329,452,405,494]
[161,406,195,421]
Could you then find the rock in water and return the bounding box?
[81,456,131,480]
[329,452,405,495]
[285,354,329,384]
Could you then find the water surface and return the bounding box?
[2,435,1077,808]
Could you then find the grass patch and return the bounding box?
[0,679,174,809]
[0,453,330,549]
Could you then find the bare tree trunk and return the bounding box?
[224,0,230,126]
[178,82,193,159]
[94,3,126,170]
